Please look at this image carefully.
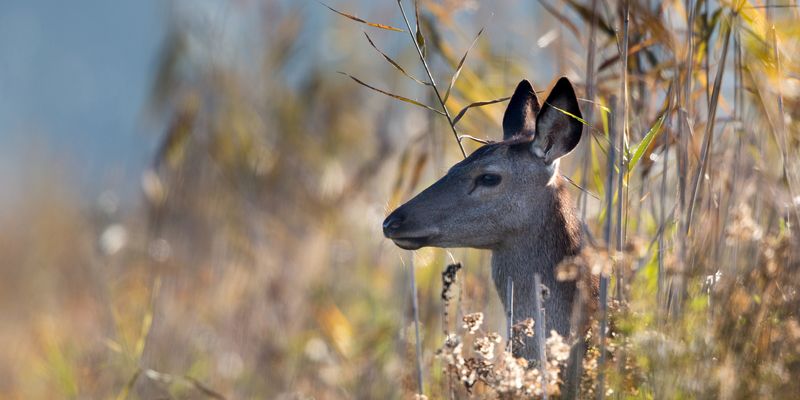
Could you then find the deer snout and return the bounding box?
[382,208,439,250]
[382,210,406,237]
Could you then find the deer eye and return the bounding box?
[476,173,502,187]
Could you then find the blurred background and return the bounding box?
[1,0,798,399]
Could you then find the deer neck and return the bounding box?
[491,183,582,344]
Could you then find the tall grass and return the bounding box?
[0,1,798,399]
[334,0,800,398]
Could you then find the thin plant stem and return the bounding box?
[533,274,548,400]
[397,0,467,158]
[686,16,732,232]
[705,0,711,108]
[617,15,632,375]
[596,94,617,400]
[768,10,800,228]
[579,0,599,224]
[657,97,673,311]
[604,99,618,249]
[730,22,743,273]
[506,277,513,354]
[409,255,424,396]
[616,0,630,305]
[672,0,697,319]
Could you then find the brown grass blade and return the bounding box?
[457,134,492,145]
[320,2,403,32]
[442,28,484,103]
[564,0,615,37]
[598,38,658,72]
[407,150,429,195]
[536,0,582,39]
[396,0,466,157]
[451,96,510,126]
[115,368,141,400]
[389,145,412,209]
[363,32,430,86]
[414,0,426,58]
[338,72,445,115]
[532,274,548,399]
[182,375,227,400]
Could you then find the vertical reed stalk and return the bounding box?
[671,0,696,319]
[616,0,630,304]
[686,16,731,231]
[704,0,711,107]
[409,255,424,396]
[657,87,674,311]
[596,95,618,400]
[506,277,513,354]
[579,0,599,223]
[533,274,548,400]
[768,7,800,227]
[566,2,599,396]
[730,22,743,272]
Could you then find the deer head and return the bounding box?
[382,78,583,251]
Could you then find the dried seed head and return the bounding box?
[474,336,497,360]
[557,247,613,279]
[436,334,465,369]
[441,263,462,301]
[546,330,571,362]
[726,204,763,244]
[513,318,535,338]
[462,312,484,334]
[556,261,579,281]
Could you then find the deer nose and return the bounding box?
[382,211,406,236]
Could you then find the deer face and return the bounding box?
[383,78,583,251]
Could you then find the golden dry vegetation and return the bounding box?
[1,0,799,399]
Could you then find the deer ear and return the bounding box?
[502,79,541,140]
[532,77,583,164]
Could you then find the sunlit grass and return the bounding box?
[0,0,798,399]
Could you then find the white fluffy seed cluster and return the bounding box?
[438,314,576,397]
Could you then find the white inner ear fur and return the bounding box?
[530,142,559,185]
[546,159,560,186]
[531,145,546,158]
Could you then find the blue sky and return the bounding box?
[0,0,166,199]
[0,0,560,204]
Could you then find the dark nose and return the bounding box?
[382,210,406,237]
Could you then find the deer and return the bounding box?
[382,77,598,362]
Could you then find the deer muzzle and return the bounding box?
[382,208,438,250]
